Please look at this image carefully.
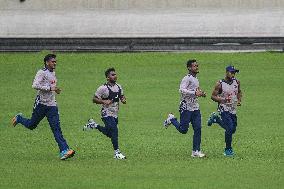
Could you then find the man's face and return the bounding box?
[189,62,199,74]
[108,71,117,83]
[46,58,57,70]
[226,71,235,80]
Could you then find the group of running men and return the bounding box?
[11,54,242,160]
[163,59,242,158]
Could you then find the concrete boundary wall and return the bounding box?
[1,0,283,44]
[1,8,283,38]
[1,0,284,10]
[1,37,283,52]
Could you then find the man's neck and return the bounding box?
[107,82,116,86]
[224,77,233,84]
[46,66,53,72]
[189,71,196,77]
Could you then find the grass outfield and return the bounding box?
[0,52,283,189]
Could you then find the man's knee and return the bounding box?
[28,124,37,130]
[106,133,112,138]
[111,128,118,138]
[193,127,201,134]
[179,128,188,134]
[106,127,117,138]
[231,127,237,134]
[226,127,236,135]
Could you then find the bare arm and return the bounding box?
[211,82,225,103]
[237,80,242,106]
[196,87,206,97]
[51,86,61,94]
[120,95,127,104]
[93,96,112,105]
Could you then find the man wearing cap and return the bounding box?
[11,54,75,160]
[207,65,242,157]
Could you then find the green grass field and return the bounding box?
[0,52,283,189]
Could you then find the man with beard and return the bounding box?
[83,67,127,160]
[11,54,75,160]
[207,65,242,157]
[164,59,206,158]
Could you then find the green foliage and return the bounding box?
[0,52,283,189]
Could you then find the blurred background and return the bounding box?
[0,0,283,51]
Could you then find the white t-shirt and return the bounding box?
[179,74,200,111]
[32,68,57,106]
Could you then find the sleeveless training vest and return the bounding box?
[218,79,239,114]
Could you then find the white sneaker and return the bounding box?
[191,150,206,158]
[114,151,126,160]
[83,118,98,131]
[163,113,175,128]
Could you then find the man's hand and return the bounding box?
[120,96,127,104]
[195,89,206,97]
[51,86,61,94]
[237,100,242,106]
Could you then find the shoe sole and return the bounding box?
[11,113,23,127]
[114,155,127,159]
[207,120,212,126]
[164,113,174,128]
[164,119,172,128]
[163,122,170,128]
[11,117,17,127]
[207,113,217,126]
[224,154,234,157]
[61,150,75,160]
[191,155,206,158]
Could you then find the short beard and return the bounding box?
[109,80,116,84]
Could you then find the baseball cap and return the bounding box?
[226,65,239,73]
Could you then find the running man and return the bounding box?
[164,59,206,158]
[11,54,75,160]
[207,65,242,157]
[83,67,127,159]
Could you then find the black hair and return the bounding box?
[44,54,56,64]
[186,59,197,68]
[105,67,116,78]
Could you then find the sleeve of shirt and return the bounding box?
[95,86,108,99]
[179,76,195,95]
[32,70,50,91]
